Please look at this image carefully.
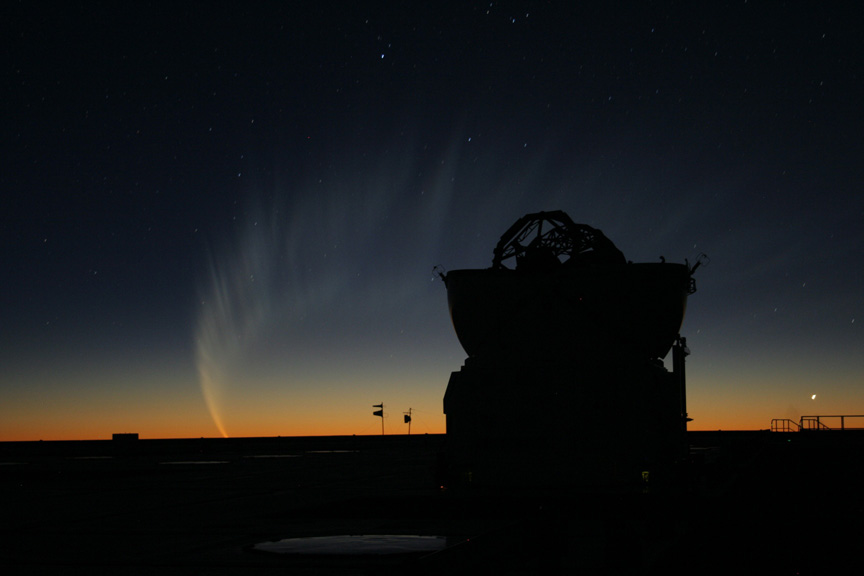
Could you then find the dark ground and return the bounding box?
[1,431,862,575]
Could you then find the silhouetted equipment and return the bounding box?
[404,408,413,435]
[440,210,702,489]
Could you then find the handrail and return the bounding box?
[800,415,864,431]
[770,419,799,432]
[770,415,864,431]
[800,417,831,431]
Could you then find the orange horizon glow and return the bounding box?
[0,407,447,442]
[7,408,860,442]
[4,352,861,442]
[1,414,784,442]
[0,426,448,443]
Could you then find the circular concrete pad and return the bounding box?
[254,535,447,556]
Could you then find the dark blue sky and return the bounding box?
[2,2,862,439]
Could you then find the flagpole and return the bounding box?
[372,403,384,435]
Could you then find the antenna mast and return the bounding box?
[404,408,413,435]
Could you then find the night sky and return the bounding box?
[2,2,862,440]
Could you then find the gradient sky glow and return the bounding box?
[2,2,862,440]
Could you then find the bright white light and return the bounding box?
[811,394,817,400]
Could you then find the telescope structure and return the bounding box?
[440,210,701,489]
